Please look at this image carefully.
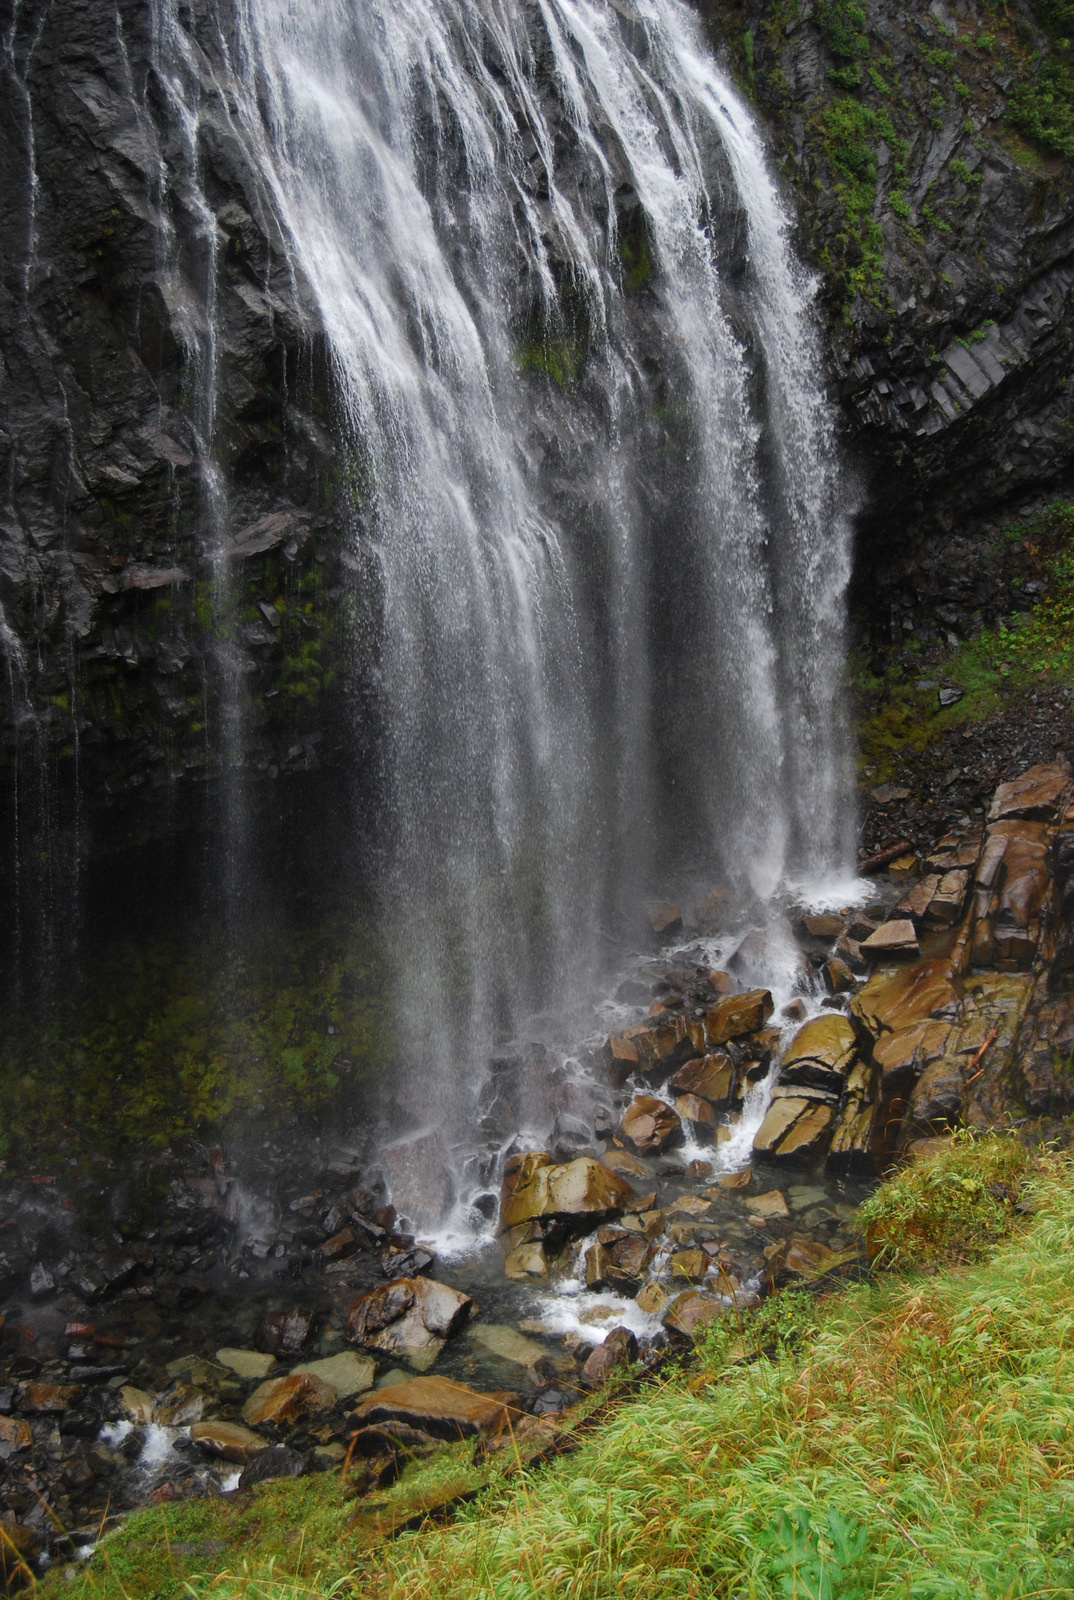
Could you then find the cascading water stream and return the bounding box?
[150,0,856,1161]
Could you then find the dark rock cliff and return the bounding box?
[698,0,1074,627]
[2,0,1073,836]
[0,0,358,842]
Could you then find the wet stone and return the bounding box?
[668,1053,736,1107]
[190,1420,266,1464]
[345,1277,473,1371]
[860,920,920,958]
[242,1372,336,1429]
[18,1382,83,1413]
[581,1326,638,1388]
[349,1376,521,1441]
[259,1306,315,1357]
[291,1351,376,1400]
[154,1384,210,1427]
[620,1095,683,1155]
[705,989,774,1046]
[237,1445,308,1491]
[499,1155,634,1234]
[664,1290,726,1338]
[216,1348,276,1381]
[118,1386,154,1425]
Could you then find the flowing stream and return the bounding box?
[150,0,855,1155]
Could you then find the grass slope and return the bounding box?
[50,1138,1074,1600]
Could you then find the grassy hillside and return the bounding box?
[49,1134,1074,1600]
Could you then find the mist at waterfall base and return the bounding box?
[1,0,857,1233]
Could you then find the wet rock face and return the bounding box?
[0,0,344,809]
[698,1,1074,612]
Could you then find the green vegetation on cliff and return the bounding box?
[854,500,1074,777]
[713,0,1073,316]
[49,1137,1074,1600]
[0,914,391,1171]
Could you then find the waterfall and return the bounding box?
[151,0,855,1135]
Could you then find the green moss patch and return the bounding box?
[0,915,392,1172]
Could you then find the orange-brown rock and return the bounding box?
[619,1095,683,1155]
[988,762,1069,822]
[242,1372,336,1429]
[19,1382,83,1413]
[860,919,920,957]
[704,988,773,1045]
[871,1019,952,1086]
[599,1148,650,1180]
[0,1418,31,1453]
[499,1155,634,1234]
[779,1014,856,1091]
[345,1277,473,1369]
[752,1098,835,1164]
[153,1384,210,1427]
[602,1032,640,1085]
[580,1326,638,1388]
[851,960,962,1042]
[0,1518,41,1584]
[675,1092,715,1125]
[766,1235,859,1285]
[664,1290,726,1337]
[190,1420,267,1463]
[669,1053,735,1106]
[349,1375,520,1440]
[669,1248,707,1282]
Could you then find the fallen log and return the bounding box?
[858,840,913,875]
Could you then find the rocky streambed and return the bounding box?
[3,758,1074,1584]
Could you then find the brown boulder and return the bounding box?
[153,1384,210,1427]
[907,1057,964,1130]
[603,1031,639,1085]
[988,762,1069,822]
[665,1290,726,1338]
[860,919,920,958]
[504,1241,547,1280]
[0,1519,41,1586]
[646,900,682,937]
[619,1096,683,1155]
[600,1148,650,1180]
[779,1015,856,1091]
[18,1382,83,1413]
[674,1092,715,1126]
[349,1376,520,1441]
[0,1418,31,1453]
[800,912,845,940]
[871,1020,952,1088]
[753,1097,835,1164]
[851,960,962,1042]
[826,1102,876,1176]
[345,1277,474,1370]
[705,988,774,1045]
[894,875,941,924]
[924,869,971,929]
[669,1053,736,1107]
[242,1372,336,1429]
[767,1236,860,1286]
[321,1227,356,1261]
[581,1326,638,1388]
[499,1156,634,1234]
[190,1420,267,1463]
[669,1248,708,1282]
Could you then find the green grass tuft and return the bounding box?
[49,1143,1074,1600]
